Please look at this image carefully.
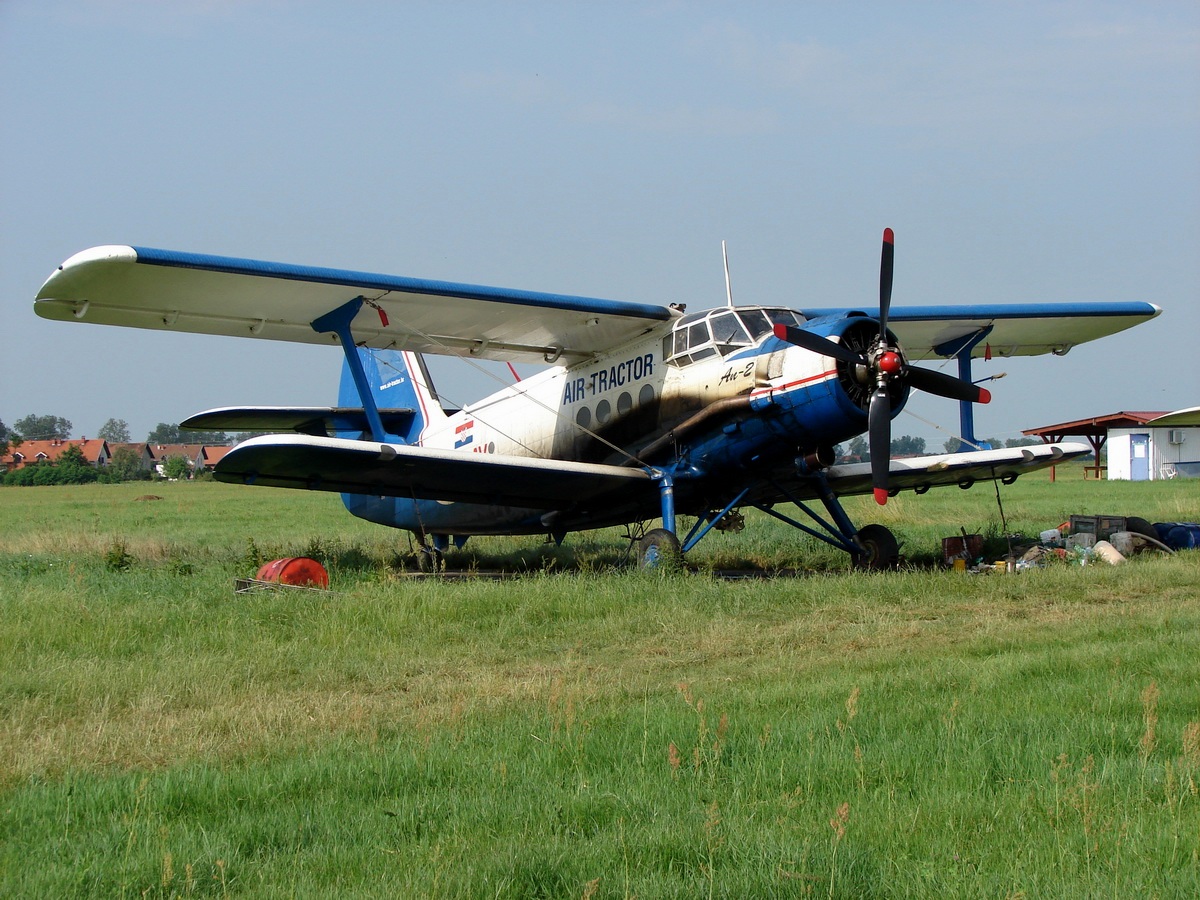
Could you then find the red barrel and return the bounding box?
[255,557,329,588]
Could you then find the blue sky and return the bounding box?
[3,1,1197,448]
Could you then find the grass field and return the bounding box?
[1,470,1198,897]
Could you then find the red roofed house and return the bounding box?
[2,438,110,472]
[107,442,155,471]
[150,444,206,477]
[196,445,234,472]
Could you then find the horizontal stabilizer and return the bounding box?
[182,406,415,437]
[214,434,653,507]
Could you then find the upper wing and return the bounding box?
[214,433,654,507]
[816,442,1091,497]
[800,302,1161,358]
[34,246,674,365]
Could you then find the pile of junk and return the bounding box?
[942,517,1199,573]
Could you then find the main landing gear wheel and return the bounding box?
[854,524,899,570]
[637,528,682,571]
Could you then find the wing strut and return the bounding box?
[310,296,387,442]
[934,325,993,450]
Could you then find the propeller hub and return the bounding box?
[878,350,902,375]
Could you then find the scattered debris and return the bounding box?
[945,512,1194,574]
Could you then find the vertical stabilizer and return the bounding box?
[338,348,445,445]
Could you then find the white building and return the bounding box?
[1107,407,1199,481]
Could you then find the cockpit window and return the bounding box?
[766,309,805,328]
[664,307,806,367]
[709,312,752,351]
[738,309,773,339]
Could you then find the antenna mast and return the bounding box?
[722,240,734,308]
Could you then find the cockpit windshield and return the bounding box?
[664,307,805,367]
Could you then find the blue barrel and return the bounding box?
[1154,523,1200,551]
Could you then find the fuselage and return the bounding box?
[342,305,903,537]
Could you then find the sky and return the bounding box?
[2,0,1197,450]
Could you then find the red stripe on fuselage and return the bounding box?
[749,368,837,398]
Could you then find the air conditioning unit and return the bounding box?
[1167,429,1186,445]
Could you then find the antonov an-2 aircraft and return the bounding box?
[34,230,1160,569]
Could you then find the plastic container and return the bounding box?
[1040,528,1061,543]
[1109,531,1136,556]
[1093,540,1125,566]
[255,557,330,588]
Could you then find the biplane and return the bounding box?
[35,230,1160,568]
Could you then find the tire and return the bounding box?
[637,528,682,571]
[854,524,899,570]
[1124,516,1159,541]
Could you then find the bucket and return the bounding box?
[255,557,329,588]
[942,534,983,564]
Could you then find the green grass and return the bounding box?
[0,472,1198,897]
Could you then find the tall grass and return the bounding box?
[0,474,1197,896]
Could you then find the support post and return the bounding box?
[653,471,676,535]
[935,326,993,451]
[311,297,388,443]
[680,488,750,554]
[957,351,978,449]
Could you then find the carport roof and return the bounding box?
[1023,411,1170,440]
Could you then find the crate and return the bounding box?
[1069,515,1127,541]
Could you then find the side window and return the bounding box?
[666,316,713,367]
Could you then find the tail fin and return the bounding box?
[338,348,445,445]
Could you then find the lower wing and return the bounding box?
[214,434,654,508]
[817,442,1091,497]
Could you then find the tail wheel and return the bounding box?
[854,524,899,570]
[637,528,682,570]
[416,546,445,573]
